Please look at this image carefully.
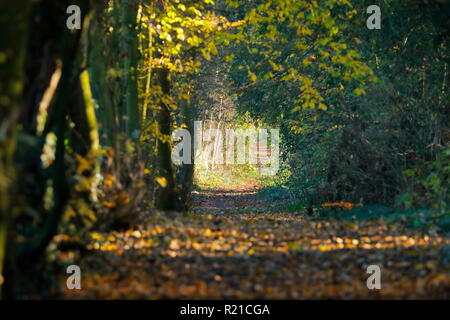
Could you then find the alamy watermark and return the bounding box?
[366,265,381,290]
[367,5,381,30]
[66,5,81,30]
[67,4,381,30]
[66,265,81,290]
[171,121,279,176]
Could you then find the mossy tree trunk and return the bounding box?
[155,67,176,210]
[2,0,93,299]
[177,90,194,211]
[0,1,31,296]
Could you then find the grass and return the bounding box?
[194,164,260,190]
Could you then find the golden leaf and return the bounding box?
[155,177,168,188]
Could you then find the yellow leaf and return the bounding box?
[104,174,114,187]
[202,50,211,61]
[248,70,257,82]
[318,103,328,111]
[155,177,168,188]
[354,88,365,96]
[302,58,312,66]
[103,201,117,208]
[90,232,104,241]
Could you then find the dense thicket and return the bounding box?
[227,0,449,210]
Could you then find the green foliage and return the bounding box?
[401,145,450,213]
[315,204,450,233]
[226,0,449,211]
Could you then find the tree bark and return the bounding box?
[155,68,176,210]
[0,1,31,297]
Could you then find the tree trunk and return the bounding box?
[3,0,91,298]
[120,0,140,138]
[155,68,176,210]
[0,1,31,297]
[177,93,194,210]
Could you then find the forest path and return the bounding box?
[191,174,266,214]
[61,168,450,299]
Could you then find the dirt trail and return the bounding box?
[62,172,450,299]
[192,177,266,213]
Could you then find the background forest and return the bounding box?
[0,0,448,299]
